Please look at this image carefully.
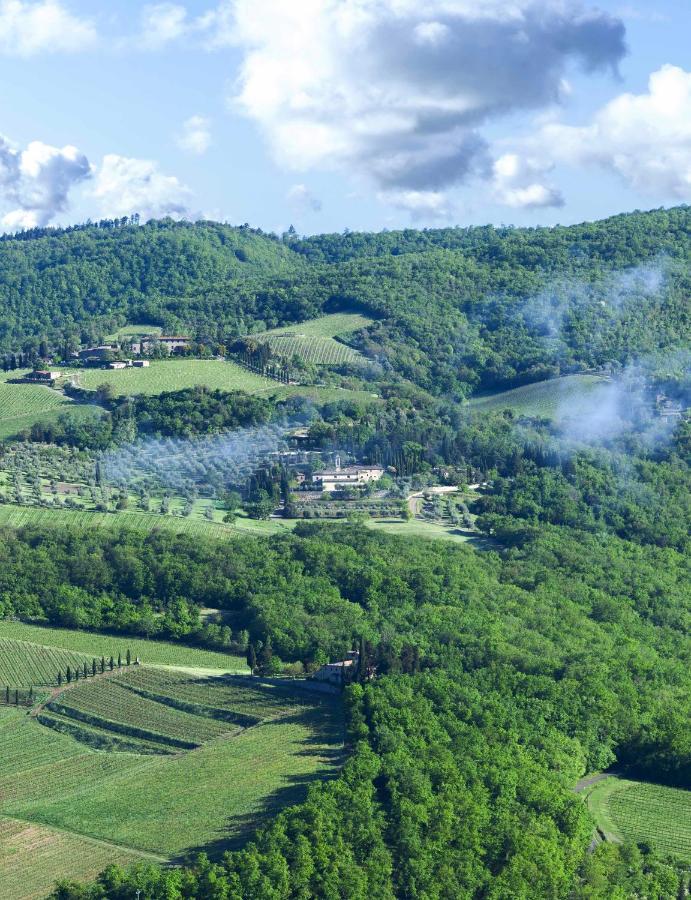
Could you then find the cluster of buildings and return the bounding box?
[295,456,384,493]
[75,335,191,369]
[656,393,686,424]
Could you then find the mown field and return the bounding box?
[104,324,162,342]
[585,775,691,861]
[0,643,342,898]
[469,374,612,419]
[253,312,373,366]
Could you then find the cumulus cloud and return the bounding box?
[177,115,212,155]
[220,0,625,217]
[138,2,188,49]
[541,65,691,199]
[0,136,92,229]
[286,183,322,213]
[492,153,564,209]
[92,154,194,221]
[0,0,96,55]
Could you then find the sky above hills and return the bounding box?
[0,0,689,234]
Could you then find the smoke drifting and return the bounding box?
[102,422,292,497]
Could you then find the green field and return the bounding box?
[0,639,95,688]
[469,374,612,419]
[253,312,374,366]
[62,359,277,397]
[0,370,100,440]
[0,641,342,898]
[104,324,162,342]
[0,622,248,672]
[585,775,691,861]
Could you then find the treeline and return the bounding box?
[24,388,281,447]
[1,208,690,399]
[39,518,690,898]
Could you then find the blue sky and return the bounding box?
[0,0,689,234]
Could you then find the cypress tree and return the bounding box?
[66,666,72,683]
[109,656,114,671]
[92,658,97,677]
[57,671,62,687]
[117,652,122,668]
[101,656,105,673]
[126,648,131,666]
[83,661,88,678]
[5,686,9,703]
[14,689,18,705]
[247,643,258,675]
[75,668,79,681]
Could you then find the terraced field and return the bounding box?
[253,312,373,366]
[585,775,691,861]
[0,643,342,897]
[0,638,93,688]
[469,374,612,420]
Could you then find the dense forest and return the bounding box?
[1,207,689,398]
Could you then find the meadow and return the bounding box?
[585,775,691,861]
[252,312,374,366]
[469,373,612,419]
[0,641,342,898]
[0,370,100,440]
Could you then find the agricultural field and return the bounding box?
[585,775,691,861]
[0,817,151,900]
[0,370,99,440]
[61,359,276,397]
[0,639,94,689]
[0,644,343,896]
[469,373,612,420]
[252,312,374,366]
[104,324,162,342]
[0,622,248,672]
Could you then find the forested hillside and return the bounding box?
[1,207,689,398]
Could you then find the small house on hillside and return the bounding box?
[141,335,191,353]
[23,370,61,384]
[312,650,360,686]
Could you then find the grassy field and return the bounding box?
[0,647,342,896]
[0,622,248,672]
[585,775,691,861]
[253,312,374,366]
[0,370,100,440]
[104,324,162,342]
[469,374,612,420]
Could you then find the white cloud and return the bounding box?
[177,115,212,155]
[0,0,96,55]
[138,2,187,49]
[541,65,691,199]
[92,154,194,220]
[377,188,452,221]
[286,183,322,213]
[0,136,92,229]
[492,153,564,209]
[220,0,625,217]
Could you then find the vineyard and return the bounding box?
[0,639,92,688]
[469,373,612,419]
[0,370,83,440]
[586,775,691,861]
[0,647,343,880]
[0,621,248,671]
[62,359,276,397]
[0,817,149,900]
[251,312,373,366]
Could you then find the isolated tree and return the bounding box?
[109,656,114,671]
[28,687,33,702]
[66,666,72,684]
[247,643,258,675]
[126,648,131,666]
[117,652,122,668]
